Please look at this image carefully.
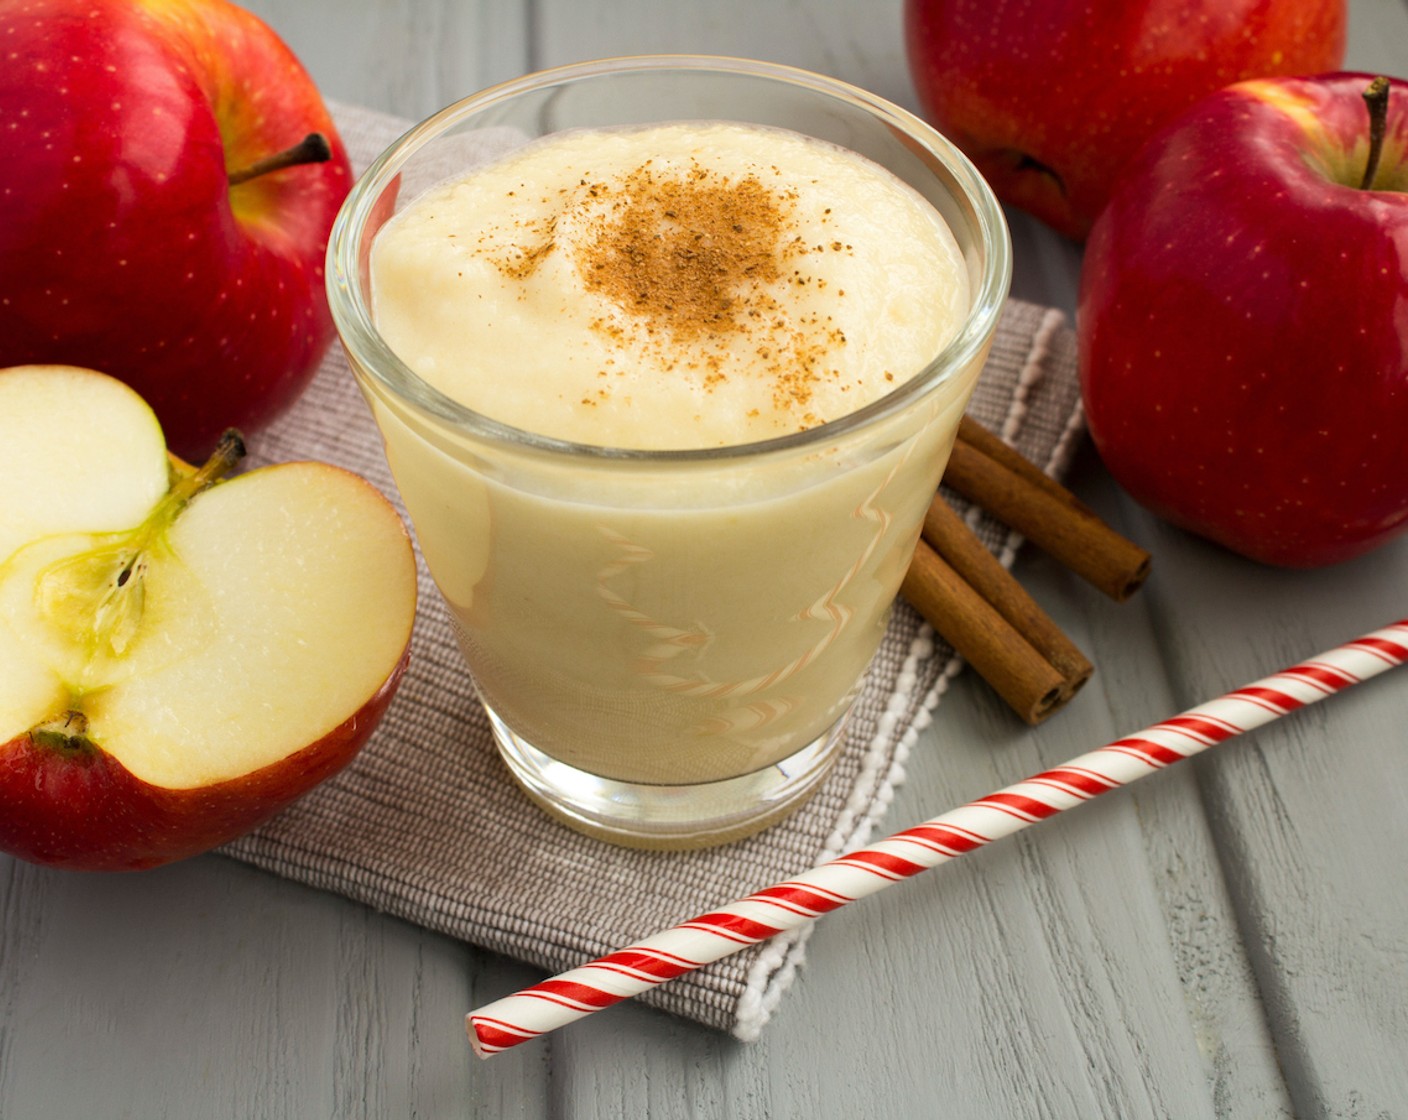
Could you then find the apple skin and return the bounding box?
[0,0,352,461]
[0,649,408,872]
[1078,72,1408,567]
[903,0,1346,240]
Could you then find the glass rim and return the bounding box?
[327,53,1013,464]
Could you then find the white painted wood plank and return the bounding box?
[531,0,912,109]
[1127,515,1408,1116]
[0,855,552,1118]
[1075,457,1297,1117]
[240,0,530,121]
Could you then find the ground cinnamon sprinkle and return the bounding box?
[497,216,557,280]
[477,153,857,424]
[576,164,785,340]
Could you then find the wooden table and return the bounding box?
[3,2,1406,1116]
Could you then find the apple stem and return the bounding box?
[1359,77,1391,191]
[117,428,244,576]
[127,427,243,581]
[169,428,246,509]
[228,132,333,187]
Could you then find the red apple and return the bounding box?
[0,0,352,461]
[903,0,1346,240]
[1078,73,1408,567]
[0,365,418,870]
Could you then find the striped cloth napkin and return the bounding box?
[222,101,1085,1041]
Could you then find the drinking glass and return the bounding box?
[327,56,1010,848]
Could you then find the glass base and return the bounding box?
[485,704,851,850]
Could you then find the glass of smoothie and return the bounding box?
[327,56,1010,849]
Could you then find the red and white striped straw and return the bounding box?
[468,619,1408,1056]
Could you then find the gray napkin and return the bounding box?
[222,102,1085,1040]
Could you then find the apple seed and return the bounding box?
[35,429,246,660]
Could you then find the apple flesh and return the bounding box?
[0,366,417,870]
[903,0,1347,239]
[0,0,352,461]
[1078,73,1408,567]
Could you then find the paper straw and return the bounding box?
[468,618,1408,1056]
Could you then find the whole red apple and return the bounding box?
[0,0,351,461]
[903,0,1346,240]
[1078,73,1408,567]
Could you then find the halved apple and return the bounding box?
[0,365,417,870]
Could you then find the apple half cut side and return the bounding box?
[0,365,417,871]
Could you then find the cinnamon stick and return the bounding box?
[895,416,1148,723]
[945,417,1152,602]
[901,538,1070,725]
[921,495,1093,693]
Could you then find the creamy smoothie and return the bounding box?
[372,123,968,449]
[362,121,979,791]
